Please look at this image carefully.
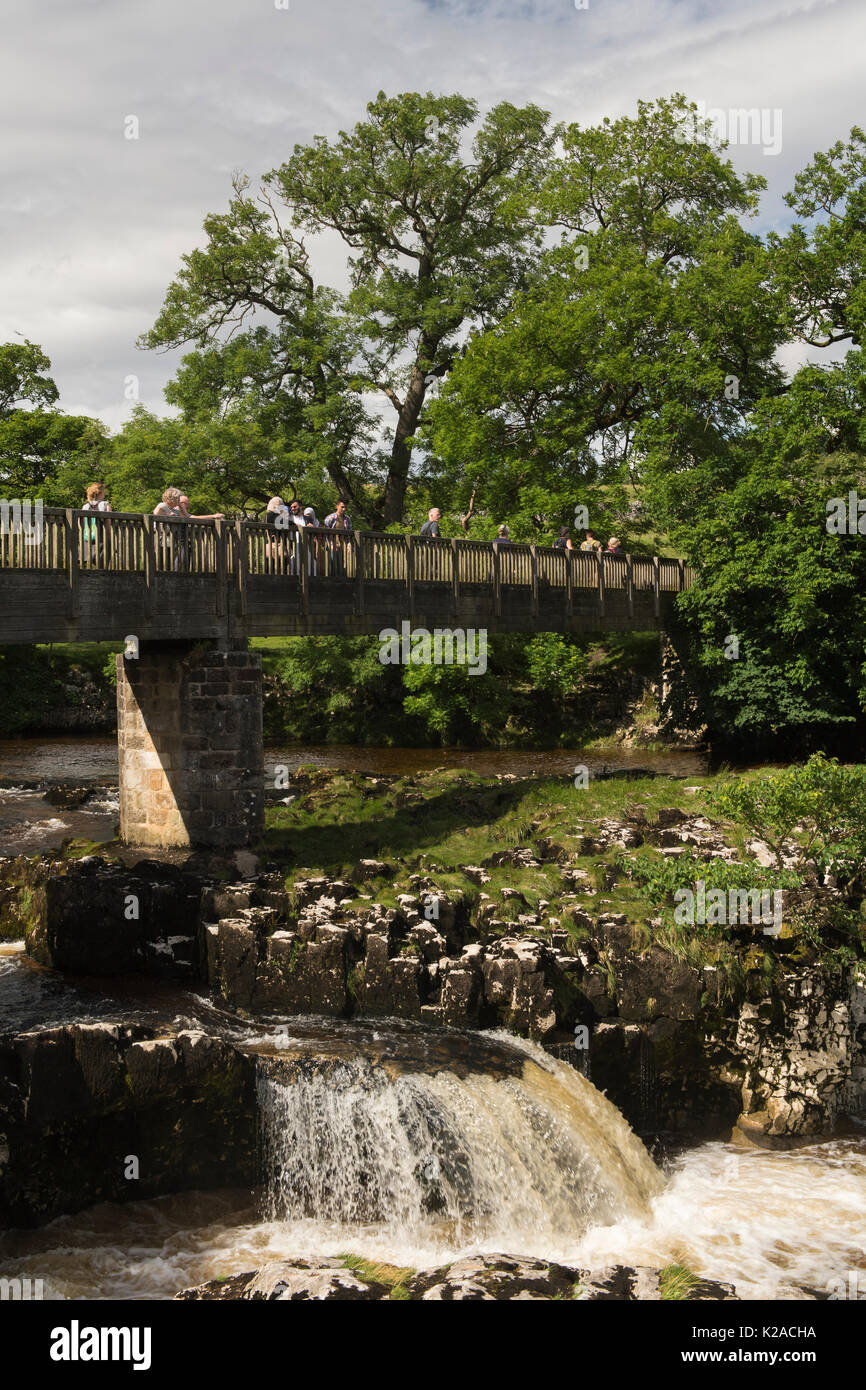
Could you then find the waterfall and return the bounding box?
[256,1033,664,1255]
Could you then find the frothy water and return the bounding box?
[257,1036,663,1249]
[1,1022,862,1300]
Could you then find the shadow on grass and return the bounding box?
[259,777,545,871]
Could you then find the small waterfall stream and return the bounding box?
[256,1033,664,1251]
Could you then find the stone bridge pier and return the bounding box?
[116,639,264,849]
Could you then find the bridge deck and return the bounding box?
[0,508,693,644]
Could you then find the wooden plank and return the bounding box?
[214,518,225,618]
[653,555,660,618]
[235,519,248,617]
[597,549,605,618]
[65,509,78,620]
[407,534,415,621]
[451,537,459,617]
[299,527,310,619]
[626,553,634,620]
[530,545,538,619]
[142,515,155,618]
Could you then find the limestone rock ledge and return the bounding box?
[176,1253,738,1301]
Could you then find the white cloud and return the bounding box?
[1,0,864,426]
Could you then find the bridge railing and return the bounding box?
[0,507,695,596]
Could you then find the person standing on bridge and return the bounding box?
[81,483,111,569]
[324,500,352,531]
[420,507,441,539]
[303,507,321,576]
[554,526,574,551]
[580,529,602,553]
[324,499,352,576]
[419,507,442,580]
[153,488,184,571]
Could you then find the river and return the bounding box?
[1,737,863,1303]
[0,735,707,857]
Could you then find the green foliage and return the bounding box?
[769,126,866,349]
[653,372,866,752]
[261,631,614,747]
[708,754,866,883]
[0,341,108,503]
[0,647,66,734]
[141,91,552,526]
[659,1264,699,1301]
[428,95,782,530]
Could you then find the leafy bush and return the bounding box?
[708,754,866,883]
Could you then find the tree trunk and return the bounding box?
[383,360,429,526]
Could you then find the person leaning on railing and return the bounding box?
[81,482,111,568]
[153,488,223,571]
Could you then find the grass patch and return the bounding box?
[659,1264,700,1300]
[340,1254,415,1293]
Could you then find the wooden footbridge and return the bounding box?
[0,508,693,645]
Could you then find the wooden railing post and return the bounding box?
[451,537,459,616]
[299,526,310,619]
[677,558,685,592]
[492,541,502,620]
[626,553,634,620]
[530,544,538,619]
[235,518,248,617]
[597,548,605,618]
[406,534,415,621]
[565,546,574,621]
[65,509,78,620]
[354,532,365,617]
[141,515,155,619]
[214,518,225,618]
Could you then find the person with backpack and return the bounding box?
[580,529,603,553]
[81,483,111,568]
[554,526,573,551]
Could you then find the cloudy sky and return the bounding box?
[1,0,863,431]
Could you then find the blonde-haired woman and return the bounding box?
[81,481,111,568]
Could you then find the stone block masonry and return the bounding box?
[116,639,264,849]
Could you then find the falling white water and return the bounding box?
[257,1033,664,1252]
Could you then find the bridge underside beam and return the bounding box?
[116,640,264,850]
[0,572,673,644]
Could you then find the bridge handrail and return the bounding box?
[0,506,695,591]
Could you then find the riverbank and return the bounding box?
[1,761,863,1300]
[0,631,700,750]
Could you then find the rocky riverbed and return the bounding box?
[1,765,864,1298]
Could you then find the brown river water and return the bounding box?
[0,735,707,857]
[0,738,863,1302]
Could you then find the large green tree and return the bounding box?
[769,126,866,348]
[0,340,107,504]
[428,96,784,531]
[659,359,866,753]
[141,91,552,526]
